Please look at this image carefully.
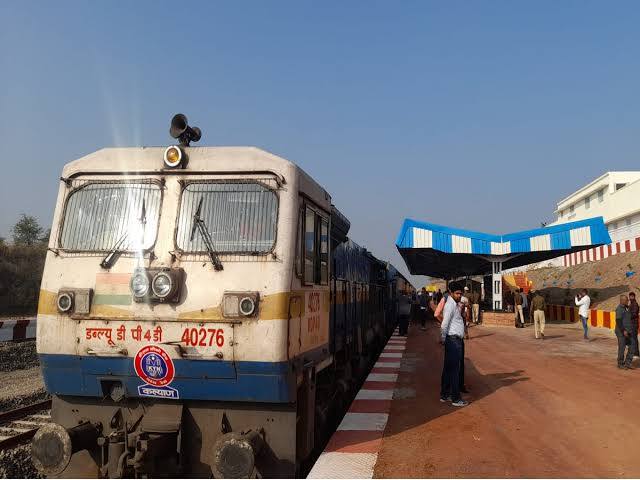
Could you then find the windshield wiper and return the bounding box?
[100,199,146,269]
[190,197,223,271]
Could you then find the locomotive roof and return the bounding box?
[60,146,331,209]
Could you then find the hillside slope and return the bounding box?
[526,250,640,311]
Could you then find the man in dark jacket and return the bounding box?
[629,292,640,357]
[615,295,637,369]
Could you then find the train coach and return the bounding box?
[31,116,409,478]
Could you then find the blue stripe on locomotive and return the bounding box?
[40,354,295,403]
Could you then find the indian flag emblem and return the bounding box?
[94,273,133,305]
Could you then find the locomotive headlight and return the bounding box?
[163,145,183,168]
[130,271,150,298]
[56,292,73,313]
[152,272,173,298]
[239,297,256,316]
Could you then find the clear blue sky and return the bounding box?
[1,1,639,286]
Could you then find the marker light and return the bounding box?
[239,297,256,316]
[152,272,173,298]
[130,271,150,298]
[222,293,259,318]
[163,145,183,168]
[56,293,73,313]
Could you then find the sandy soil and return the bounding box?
[374,321,640,478]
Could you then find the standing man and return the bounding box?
[521,289,529,321]
[514,289,525,327]
[419,288,429,331]
[615,295,637,369]
[471,288,481,324]
[530,290,546,339]
[439,282,468,407]
[575,289,591,340]
[629,292,640,357]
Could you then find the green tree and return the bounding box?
[39,228,51,244]
[12,214,43,246]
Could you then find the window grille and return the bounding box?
[59,181,161,251]
[176,180,278,254]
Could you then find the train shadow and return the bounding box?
[381,322,530,438]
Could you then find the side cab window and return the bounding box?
[297,201,329,286]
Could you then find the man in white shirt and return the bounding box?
[439,282,468,407]
[575,289,591,340]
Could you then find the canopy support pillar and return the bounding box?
[492,261,503,311]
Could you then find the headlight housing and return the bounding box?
[131,268,184,303]
[222,292,259,318]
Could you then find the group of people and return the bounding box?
[510,288,547,339]
[408,281,640,409]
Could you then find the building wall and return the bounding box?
[550,172,640,231]
[518,171,640,270]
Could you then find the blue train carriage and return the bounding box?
[386,264,414,325]
[32,135,396,478]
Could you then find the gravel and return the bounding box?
[0,341,39,373]
[0,339,49,478]
[0,445,42,479]
[0,389,49,414]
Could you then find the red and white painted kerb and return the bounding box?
[308,328,406,478]
[564,236,640,266]
[0,318,36,342]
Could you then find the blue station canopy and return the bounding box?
[396,217,611,279]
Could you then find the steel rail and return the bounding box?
[0,400,52,450]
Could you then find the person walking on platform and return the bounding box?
[530,290,546,339]
[514,289,525,327]
[615,295,637,369]
[418,288,429,331]
[629,292,640,357]
[439,282,468,407]
[575,289,591,340]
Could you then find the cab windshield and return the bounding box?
[176,180,278,254]
[59,181,162,251]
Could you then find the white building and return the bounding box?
[550,171,640,241]
[548,171,640,266]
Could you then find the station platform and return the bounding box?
[309,320,640,478]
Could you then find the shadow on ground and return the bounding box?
[380,322,530,438]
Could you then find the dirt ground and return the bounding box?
[374,321,640,478]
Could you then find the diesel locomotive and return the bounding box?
[31,116,411,478]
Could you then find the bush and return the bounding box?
[0,243,47,314]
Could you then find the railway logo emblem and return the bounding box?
[134,345,179,399]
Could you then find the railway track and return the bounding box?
[0,400,52,450]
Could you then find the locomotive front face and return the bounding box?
[33,147,331,478]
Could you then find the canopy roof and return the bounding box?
[396,217,611,279]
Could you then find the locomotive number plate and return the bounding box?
[180,327,225,347]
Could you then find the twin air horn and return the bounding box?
[163,113,201,168]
